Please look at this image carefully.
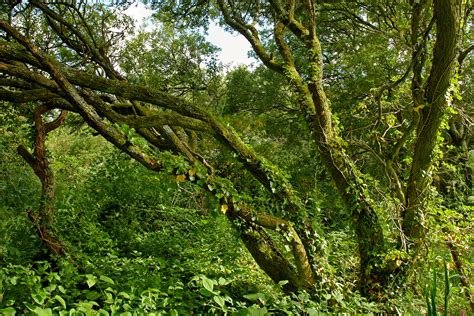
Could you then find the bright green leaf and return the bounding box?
[202,277,214,292]
[100,275,115,285]
[86,274,97,288]
[213,295,226,308]
[0,307,16,316]
[55,295,66,309]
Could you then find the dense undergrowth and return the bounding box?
[1,120,472,315]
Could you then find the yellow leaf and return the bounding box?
[188,168,197,176]
[396,259,402,267]
[221,204,228,214]
[414,104,424,112]
[176,174,186,182]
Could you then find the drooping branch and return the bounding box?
[0,39,307,222]
[81,92,213,134]
[0,15,320,291]
[227,201,315,290]
[236,221,301,292]
[0,87,61,103]
[1,20,166,173]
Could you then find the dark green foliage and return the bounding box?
[0,124,400,313]
[1,112,472,314]
[0,0,472,314]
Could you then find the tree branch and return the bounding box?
[216,0,283,73]
[0,19,163,172]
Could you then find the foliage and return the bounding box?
[0,0,473,314]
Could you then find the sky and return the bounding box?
[123,3,254,67]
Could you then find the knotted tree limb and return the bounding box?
[17,104,68,257]
[0,17,318,291]
[0,38,307,222]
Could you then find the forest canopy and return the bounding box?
[0,0,472,314]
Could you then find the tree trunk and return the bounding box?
[17,105,68,257]
[226,202,315,292]
[239,222,302,293]
[403,0,461,251]
[305,77,386,293]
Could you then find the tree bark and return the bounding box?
[17,105,68,257]
[403,0,462,250]
[238,222,301,293]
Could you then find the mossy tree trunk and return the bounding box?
[17,104,68,257]
[403,0,462,252]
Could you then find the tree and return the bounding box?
[0,0,470,298]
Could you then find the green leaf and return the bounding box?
[218,277,227,285]
[26,305,52,316]
[0,307,16,316]
[118,291,131,299]
[201,276,214,292]
[86,274,97,288]
[243,292,267,303]
[32,293,47,305]
[58,285,66,294]
[277,280,288,287]
[55,295,67,309]
[237,306,269,316]
[199,288,214,297]
[213,295,226,308]
[100,275,115,285]
[85,290,101,300]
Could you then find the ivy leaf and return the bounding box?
[32,293,47,305]
[0,307,16,316]
[25,304,52,316]
[85,274,97,288]
[118,291,131,299]
[221,204,229,214]
[243,292,267,304]
[218,277,228,285]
